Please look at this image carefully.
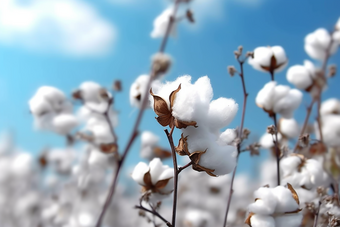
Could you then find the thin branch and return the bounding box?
[178,161,192,174]
[165,126,179,227]
[293,98,315,153]
[313,200,322,227]
[222,55,249,227]
[273,113,281,186]
[94,1,182,226]
[316,90,324,142]
[135,205,172,227]
[222,154,239,227]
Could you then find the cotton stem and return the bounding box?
[222,57,248,227]
[273,113,281,186]
[165,126,179,227]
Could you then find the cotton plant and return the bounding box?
[248,46,288,76]
[149,75,238,177]
[245,184,303,227]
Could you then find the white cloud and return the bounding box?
[0,0,116,56]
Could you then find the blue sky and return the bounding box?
[0,0,339,175]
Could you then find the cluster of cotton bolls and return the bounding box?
[149,75,238,176]
[245,184,303,227]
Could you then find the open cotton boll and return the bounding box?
[279,118,299,138]
[52,114,78,135]
[250,214,275,227]
[217,128,237,145]
[172,76,213,124]
[77,81,102,103]
[248,46,288,73]
[88,148,112,167]
[130,74,159,109]
[256,81,302,118]
[183,209,213,227]
[256,81,277,111]
[304,28,338,60]
[272,186,300,213]
[273,89,303,118]
[151,7,176,38]
[207,98,238,131]
[249,187,277,215]
[286,60,316,90]
[34,86,69,112]
[184,127,236,176]
[131,158,174,195]
[281,155,330,190]
[320,98,340,116]
[319,115,340,147]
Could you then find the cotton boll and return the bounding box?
[207,98,238,131]
[250,214,275,227]
[275,214,303,227]
[171,76,212,124]
[34,86,69,112]
[249,187,277,215]
[256,81,302,117]
[131,162,149,188]
[286,60,315,90]
[304,28,338,60]
[319,115,340,147]
[256,81,277,111]
[273,89,303,118]
[29,95,53,117]
[320,98,340,116]
[130,75,152,108]
[52,114,78,135]
[279,118,299,139]
[272,186,299,213]
[217,128,237,145]
[248,46,288,73]
[151,7,176,38]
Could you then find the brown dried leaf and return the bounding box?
[287,183,300,205]
[245,212,254,226]
[150,88,172,127]
[38,153,48,168]
[309,142,327,155]
[154,177,172,190]
[169,84,181,110]
[174,118,198,129]
[285,208,303,214]
[143,171,152,189]
[99,143,118,154]
[153,147,172,159]
[175,133,190,156]
[72,90,82,100]
[113,80,122,91]
[190,149,216,176]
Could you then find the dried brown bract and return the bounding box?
[150,84,198,129]
[141,171,173,195]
